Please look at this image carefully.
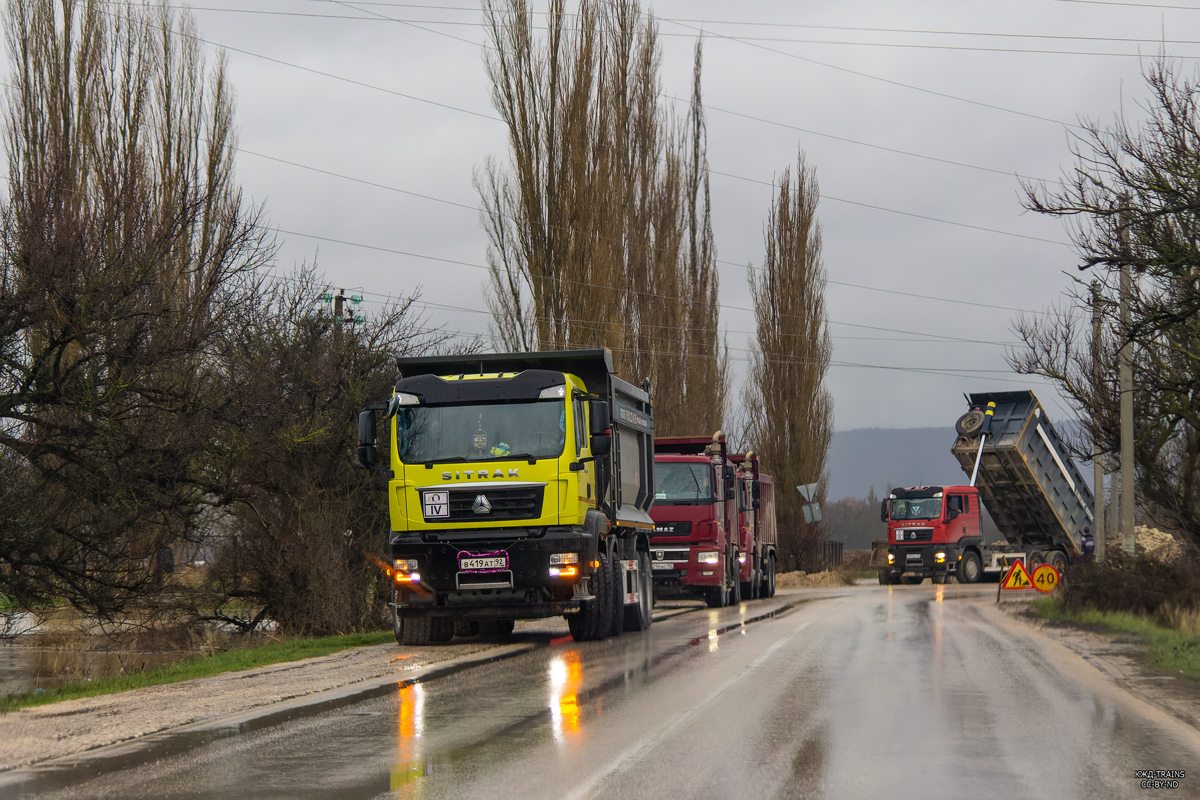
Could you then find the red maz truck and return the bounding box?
[649,433,741,607]
[649,434,779,606]
[731,452,778,599]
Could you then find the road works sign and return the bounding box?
[1000,560,1033,591]
[1031,564,1060,594]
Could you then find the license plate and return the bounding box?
[906,553,921,561]
[460,554,508,572]
[651,561,672,570]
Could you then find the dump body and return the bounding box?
[951,390,1093,556]
[732,453,778,599]
[358,348,656,643]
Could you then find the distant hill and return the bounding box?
[827,427,961,502]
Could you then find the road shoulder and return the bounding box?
[989,598,1200,731]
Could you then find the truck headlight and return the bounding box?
[698,551,720,565]
[935,552,946,563]
[888,553,895,564]
[737,552,747,564]
[548,566,578,578]
[393,559,419,571]
[549,553,579,565]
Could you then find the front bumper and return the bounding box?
[649,543,724,588]
[887,544,959,577]
[389,528,593,612]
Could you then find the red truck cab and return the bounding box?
[649,433,742,607]
[880,485,983,585]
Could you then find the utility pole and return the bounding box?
[1119,199,1136,555]
[1091,280,1106,561]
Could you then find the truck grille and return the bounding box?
[442,487,545,522]
[652,549,691,563]
[894,528,933,543]
[653,521,692,536]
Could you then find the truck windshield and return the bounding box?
[397,400,565,463]
[654,462,715,504]
[890,497,943,521]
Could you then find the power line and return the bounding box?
[265,226,1027,345]
[139,7,1069,244]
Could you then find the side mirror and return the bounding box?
[589,400,609,436]
[357,408,378,468]
[880,499,889,523]
[751,481,761,509]
[724,467,735,500]
[591,433,611,457]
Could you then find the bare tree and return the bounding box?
[202,268,459,636]
[0,0,273,616]
[1018,58,1200,543]
[743,152,834,571]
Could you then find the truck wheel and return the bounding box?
[956,410,986,437]
[430,617,454,643]
[931,574,946,585]
[623,551,653,632]
[959,551,982,584]
[454,620,479,637]
[1029,551,1045,569]
[398,613,432,646]
[608,553,625,638]
[763,557,776,597]
[901,575,924,585]
[575,554,613,640]
[704,581,728,608]
[729,561,742,605]
[392,606,405,645]
[1047,550,1067,575]
[878,570,892,586]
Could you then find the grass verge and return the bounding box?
[1029,597,1200,679]
[0,630,394,714]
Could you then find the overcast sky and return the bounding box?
[142,0,1194,431]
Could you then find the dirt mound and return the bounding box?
[1103,525,1187,563]
[775,570,848,589]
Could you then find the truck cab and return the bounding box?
[880,485,982,585]
[649,433,741,608]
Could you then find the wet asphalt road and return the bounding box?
[7,584,1200,799]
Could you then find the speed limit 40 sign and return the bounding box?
[1031,564,1060,593]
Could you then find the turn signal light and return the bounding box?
[394,572,421,583]
[549,566,579,578]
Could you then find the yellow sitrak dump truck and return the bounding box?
[357,349,655,644]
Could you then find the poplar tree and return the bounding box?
[743,152,834,571]
[478,0,726,433]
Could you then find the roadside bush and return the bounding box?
[1063,547,1200,629]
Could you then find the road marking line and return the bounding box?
[562,619,813,800]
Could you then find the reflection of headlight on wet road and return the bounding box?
[708,629,719,653]
[549,653,582,742]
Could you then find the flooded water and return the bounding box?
[0,644,192,696]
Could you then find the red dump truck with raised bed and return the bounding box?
[879,390,1094,585]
